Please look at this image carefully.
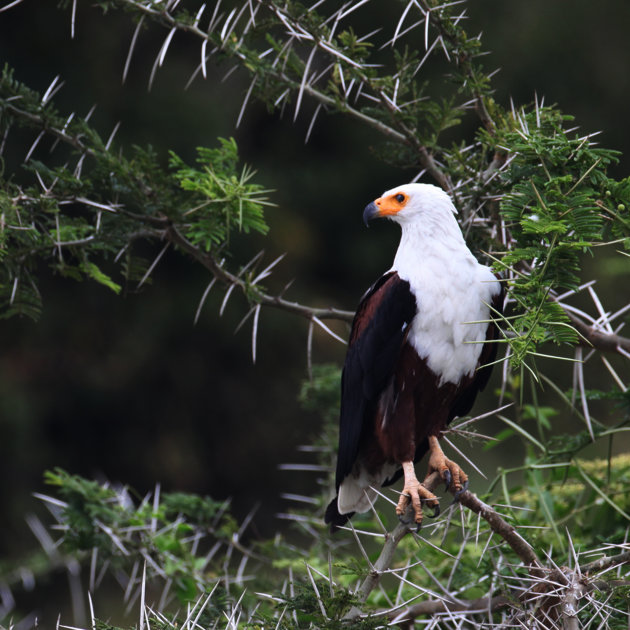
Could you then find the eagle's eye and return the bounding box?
[395,193,405,203]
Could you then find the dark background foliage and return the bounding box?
[1,0,629,567]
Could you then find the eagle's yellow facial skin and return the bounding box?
[374,191,409,216]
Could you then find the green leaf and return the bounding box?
[79,262,122,294]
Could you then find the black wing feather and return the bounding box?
[335,272,417,490]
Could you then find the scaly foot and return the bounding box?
[425,435,469,498]
[396,462,440,529]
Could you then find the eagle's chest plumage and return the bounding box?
[367,251,500,469]
[395,241,499,386]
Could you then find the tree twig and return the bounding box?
[0,99,90,154]
[389,595,510,626]
[581,548,630,574]
[416,0,495,136]
[565,309,630,356]
[458,490,544,575]
[165,224,354,323]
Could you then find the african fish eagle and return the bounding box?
[325,183,503,531]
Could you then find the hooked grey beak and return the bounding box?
[363,201,380,226]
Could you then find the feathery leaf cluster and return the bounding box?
[0,65,271,319]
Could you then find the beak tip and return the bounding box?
[362,201,379,227]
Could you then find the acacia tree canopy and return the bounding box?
[1,0,630,628]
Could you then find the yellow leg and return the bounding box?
[396,461,440,527]
[425,435,469,494]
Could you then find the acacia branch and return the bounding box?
[0,99,90,154]
[114,0,406,142]
[458,490,543,575]
[566,309,630,356]
[417,0,495,136]
[346,484,630,626]
[344,473,446,619]
[112,0,451,191]
[581,548,630,574]
[165,224,354,322]
[389,595,510,626]
[541,548,630,593]
[1,93,354,325]
[260,0,451,187]
[344,472,543,621]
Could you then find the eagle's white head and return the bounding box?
[362,182,500,387]
[363,183,457,227]
[362,180,482,292]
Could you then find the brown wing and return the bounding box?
[333,272,417,490]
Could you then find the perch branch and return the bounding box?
[458,490,544,575]
[344,472,543,621]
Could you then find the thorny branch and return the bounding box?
[113,0,406,143]
[344,471,541,621]
[2,100,90,153]
[343,471,630,625]
[130,214,630,358]
[5,96,630,356]
[582,548,630,574]
[389,595,510,627]
[0,98,354,328]
[458,490,543,574]
[164,224,354,323]
[566,309,630,355]
[163,220,630,356]
[113,0,452,191]
[416,0,495,136]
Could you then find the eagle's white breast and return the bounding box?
[390,191,500,385]
[403,254,498,385]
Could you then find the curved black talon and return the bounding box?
[421,496,440,518]
[448,480,470,507]
[442,469,452,488]
[453,479,469,501]
[399,513,422,532]
[427,503,440,518]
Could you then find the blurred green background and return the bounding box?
[1,0,629,573]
